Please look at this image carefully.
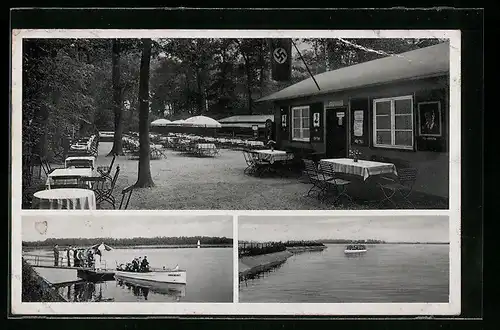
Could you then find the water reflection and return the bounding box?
[116,279,186,301]
[55,281,114,302]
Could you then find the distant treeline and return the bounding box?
[318,239,387,244]
[283,240,325,247]
[22,236,233,248]
[239,240,326,257]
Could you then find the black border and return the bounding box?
[8,7,483,326]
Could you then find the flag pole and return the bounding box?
[291,39,321,91]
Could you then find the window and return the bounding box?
[291,106,310,141]
[373,95,414,149]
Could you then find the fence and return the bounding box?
[238,242,286,257]
[23,253,107,270]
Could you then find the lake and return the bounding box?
[27,246,233,302]
[239,244,449,303]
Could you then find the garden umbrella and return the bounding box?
[184,115,222,128]
[90,242,113,252]
[151,118,172,126]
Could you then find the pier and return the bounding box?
[22,253,116,290]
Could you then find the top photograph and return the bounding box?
[19,36,454,210]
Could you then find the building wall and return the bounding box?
[273,76,450,198]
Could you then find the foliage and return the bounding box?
[22,236,233,247]
[22,38,443,160]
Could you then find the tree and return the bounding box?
[134,38,154,188]
[108,39,124,156]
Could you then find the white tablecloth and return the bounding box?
[319,158,398,181]
[46,168,94,188]
[196,143,217,149]
[33,188,97,210]
[254,150,294,164]
[246,141,264,146]
[65,156,96,169]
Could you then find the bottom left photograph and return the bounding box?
[20,214,234,303]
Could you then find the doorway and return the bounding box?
[325,107,348,158]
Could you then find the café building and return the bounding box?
[258,42,450,199]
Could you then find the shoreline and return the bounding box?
[239,245,328,280]
[22,244,233,251]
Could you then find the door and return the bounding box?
[326,107,348,158]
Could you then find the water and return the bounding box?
[28,247,233,302]
[239,244,449,303]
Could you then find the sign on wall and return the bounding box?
[280,106,289,140]
[415,89,446,152]
[349,98,369,146]
[309,102,324,143]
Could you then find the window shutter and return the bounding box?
[309,102,324,143]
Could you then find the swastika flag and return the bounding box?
[270,39,292,81]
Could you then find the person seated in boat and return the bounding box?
[132,258,139,272]
[140,256,150,272]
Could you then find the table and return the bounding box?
[253,149,294,164]
[32,188,97,210]
[195,143,218,156]
[246,141,264,147]
[65,156,96,169]
[319,158,398,181]
[46,168,94,188]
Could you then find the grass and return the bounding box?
[29,142,448,210]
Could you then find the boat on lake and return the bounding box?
[344,244,367,254]
[114,266,187,285]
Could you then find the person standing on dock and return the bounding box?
[67,245,74,267]
[53,245,59,266]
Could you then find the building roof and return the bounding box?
[257,42,450,102]
[218,115,274,123]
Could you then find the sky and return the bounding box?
[238,215,449,243]
[22,214,233,242]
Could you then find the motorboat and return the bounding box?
[344,244,367,254]
[114,266,187,285]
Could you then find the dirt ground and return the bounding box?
[93,142,447,210]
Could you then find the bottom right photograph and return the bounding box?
[238,215,449,303]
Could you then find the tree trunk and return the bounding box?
[108,39,124,156]
[245,64,253,115]
[196,70,206,114]
[134,38,154,188]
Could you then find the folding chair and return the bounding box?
[318,162,352,205]
[249,151,271,177]
[242,150,256,175]
[40,157,64,177]
[118,185,135,210]
[97,154,116,180]
[377,168,418,209]
[302,159,324,199]
[88,166,121,209]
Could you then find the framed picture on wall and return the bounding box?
[418,101,442,137]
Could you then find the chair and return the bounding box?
[302,159,324,199]
[89,166,121,209]
[40,157,65,177]
[377,168,418,209]
[249,151,271,177]
[97,154,117,180]
[243,150,256,174]
[118,185,135,210]
[318,162,352,205]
